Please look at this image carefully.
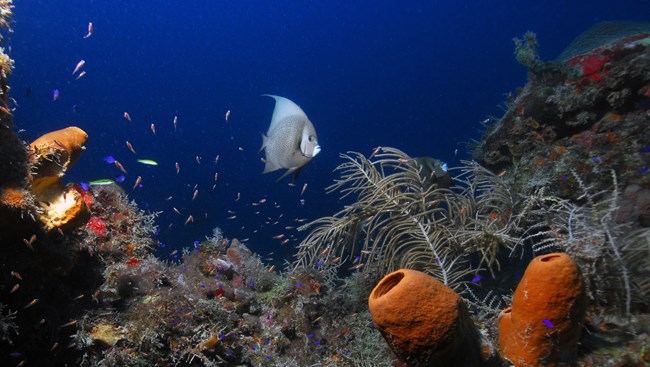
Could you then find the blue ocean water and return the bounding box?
[8,1,650,259]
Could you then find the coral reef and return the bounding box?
[0,11,649,367]
[368,269,493,366]
[498,253,586,366]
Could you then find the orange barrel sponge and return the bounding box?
[369,269,487,366]
[28,126,88,190]
[27,126,91,231]
[498,253,586,367]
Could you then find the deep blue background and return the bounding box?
[8,1,650,261]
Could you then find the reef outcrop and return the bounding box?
[476,23,650,210]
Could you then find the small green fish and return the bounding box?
[137,159,158,166]
[88,179,115,186]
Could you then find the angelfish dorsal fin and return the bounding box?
[261,94,308,134]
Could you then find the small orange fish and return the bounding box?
[59,320,77,328]
[184,215,194,225]
[173,207,181,215]
[273,234,285,239]
[173,115,178,131]
[369,146,382,159]
[259,198,267,204]
[175,162,180,175]
[123,112,132,122]
[10,271,22,280]
[23,234,37,250]
[236,192,241,201]
[301,183,308,196]
[72,59,85,75]
[214,172,219,182]
[398,158,412,163]
[126,141,137,155]
[225,110,231,122]
[23,298,39,309]
[10,284,19,294]
[238,147,244,151]
[75,71,87,80]
[114,160,128,174]
[349,263,364,271]
[281,239,290,245]
[227,215,237,220]
[150,123,156,134]
[133,176,142,190]
[50,342,59,352]
[196,156,201,165]
[83,22,93,39]
[214,155,220,165]
[192,190,199,201]
[498,170,506,177]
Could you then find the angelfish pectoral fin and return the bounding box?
[259,133,268,152]
[275,167,300,182]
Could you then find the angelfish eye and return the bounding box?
[308,135,314,142]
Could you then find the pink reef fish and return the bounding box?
[83,22,93,39]
[72,60,85,75]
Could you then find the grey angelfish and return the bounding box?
[260,95,321,181]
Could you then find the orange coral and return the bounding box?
[368,269,490,366]
[498,253,586,367]
[0,186,30,210]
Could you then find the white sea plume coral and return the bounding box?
[292,148,524,291]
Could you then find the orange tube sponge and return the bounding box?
[498,253,586,366]
[368,269,488,366]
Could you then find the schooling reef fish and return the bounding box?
[260,95,321,181]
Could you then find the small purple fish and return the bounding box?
[471,275,482,283]
[103,155,116,164]
[115,175,125,183]
[640,167,648,174]
[52,89,60,101]
[542,319,554,328]
[79,181,90,191]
